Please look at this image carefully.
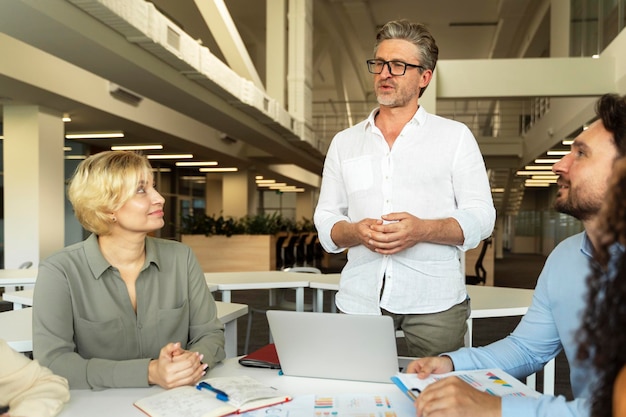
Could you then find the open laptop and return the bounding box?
[267,310,407,383]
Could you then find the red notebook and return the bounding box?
[238,344,281,369]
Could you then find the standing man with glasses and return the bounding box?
[314,20,495,357]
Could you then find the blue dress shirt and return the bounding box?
[448,231,601,417]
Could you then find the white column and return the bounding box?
[267,0,287,107]
[287,0,313,124]
[205,177,223,216]
[421,69,437,114]
[222,170,256,218]
[551,0,570,57]
[3,105,65,267]
[296,190,314,221]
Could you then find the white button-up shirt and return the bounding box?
[314,106,495,314]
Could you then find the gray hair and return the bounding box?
[374,20,439,96]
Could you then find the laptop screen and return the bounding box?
[267,310,400,383]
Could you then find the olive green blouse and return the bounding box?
[33,234,225,390]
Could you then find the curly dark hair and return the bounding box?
[577,154,626,417]
[596,93,626,157]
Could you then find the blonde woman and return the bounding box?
[33,151,225,390]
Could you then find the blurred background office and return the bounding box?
[0,0,624,271]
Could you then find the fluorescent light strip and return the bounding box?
[256,180,276,184]
[151,168,171,172]
[64,155,87,160]
[516,171,554,176]
[65,131,124,139]
[524,165,553,170]
[546,150,569,156]
[147,154,193,159]
[562,139,574,146]
[181,176,207,181]
[175,161,218,167]
[526,178,556,183]
[534,158,560,164]
[280,188,305,192]
[491,188,505,193]
[199,167,238,172]
[62,113,71,122]
[111,144,163,151]
[531,176,558,181]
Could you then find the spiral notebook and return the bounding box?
[266,310,401,383]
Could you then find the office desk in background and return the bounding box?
[204,271,310,311]
[0,297,247,358]
[0,268,37,290]
[58,356,416,417]
[308,274,535,343]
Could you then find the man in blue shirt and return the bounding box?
[407,93,626,417]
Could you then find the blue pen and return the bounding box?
[196,381,229,401]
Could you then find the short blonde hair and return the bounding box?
[68,151,153,235]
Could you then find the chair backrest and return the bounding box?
[283,266,321,274]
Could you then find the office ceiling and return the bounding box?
[0,0,569,215]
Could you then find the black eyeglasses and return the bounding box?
[366,59,424,76]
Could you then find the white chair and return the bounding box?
[525,357,556,394]
[243,267,321,354]
[18,261,33,269]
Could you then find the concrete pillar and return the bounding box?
[551,0,571,57]
[222,170,257,218]
[3,105,64,267]
[205,177,223,216]
[295,190,314,221]
[287,0,313,124]
[266,0,287,107]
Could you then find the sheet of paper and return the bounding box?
[240,393,414,416]
[395,369,541,399]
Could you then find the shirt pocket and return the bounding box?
[342,155,374,195]
[157,300,190,347]
[75,316,126,359]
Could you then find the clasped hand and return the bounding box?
[148,342,208,389]
[358,212,421,255]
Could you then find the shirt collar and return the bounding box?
[365,105,427,130]
[84,233,161,279]
[580,231,625,260]
[580,232,595,258]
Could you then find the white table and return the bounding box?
[3,285,220,310]
[0,307,32,352]
[58,356,416,417]
[307,275,554,393]
[0,268,37,290]
[0,301,247,357]
[308,275,536,340]
[204,271,310,311]
[2,288,34,309]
